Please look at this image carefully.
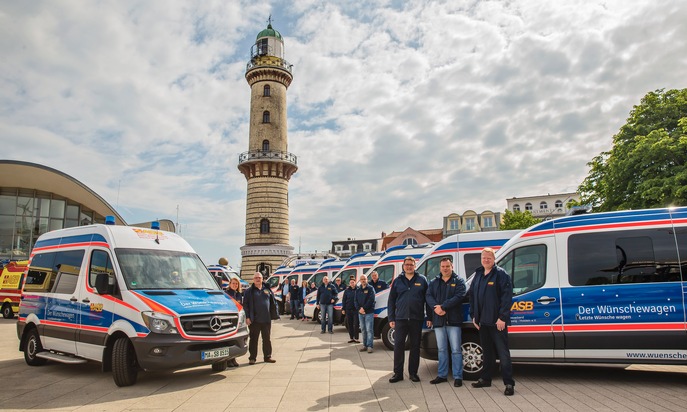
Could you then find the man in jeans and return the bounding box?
[426,258,467,387]
[355,274,376,352]
[287,279,301,320]
[316,276,338,334]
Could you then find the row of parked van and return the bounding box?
[11,206,687,386]
[265,230,520,351]
[266,206,687,380]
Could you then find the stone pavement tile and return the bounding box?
[331,374,371,386]
[290,369,330,382]
[330,384,375,395]
[278,401,328,411]
[173,403,230,412]
[230,387,286,408]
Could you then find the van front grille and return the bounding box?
[179,313,238,336]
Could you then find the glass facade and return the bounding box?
[0,188,106,261]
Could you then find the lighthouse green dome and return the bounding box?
[256,23,282,41]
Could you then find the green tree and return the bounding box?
[501,209,541,230]
[579,89,687,211]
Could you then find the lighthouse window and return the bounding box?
[263,111,270,123]
[260,218,270,234]
[263,85,270,97]
[257,38,269,56]
[262,140,270,152]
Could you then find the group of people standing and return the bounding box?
[225,247,515,397]
[386,250,515,396]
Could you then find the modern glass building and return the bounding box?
[0,160,126,261]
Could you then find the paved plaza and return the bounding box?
[1,318,686,411]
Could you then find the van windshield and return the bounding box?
[115,248,219,290]
[265,276,282,288]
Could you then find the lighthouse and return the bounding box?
[238,19,297,280]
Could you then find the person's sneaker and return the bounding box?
[264,358,276,363]
[454,379,463,387]
[347,339,355,343]
[504,384,514,396]
[359,347,368,352]
[367,347,373,353]
[409,374,421,382]
[248,359,256,365]
[430,377,447,384]
[471,379,491,388]
[320,330,325,334]
[328,331,334,334]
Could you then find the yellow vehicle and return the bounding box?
[0,260,28,319]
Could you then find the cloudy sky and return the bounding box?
[2,0,686,268]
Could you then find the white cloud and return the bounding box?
[1,0,685,269]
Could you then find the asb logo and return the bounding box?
[511,301,533,311]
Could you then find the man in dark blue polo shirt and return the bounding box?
[388,256,430,383]
[243,272,278,365]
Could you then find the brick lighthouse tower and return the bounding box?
[238,19,297,280]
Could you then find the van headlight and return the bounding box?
[142,311,178,334]
[238,309,246,327]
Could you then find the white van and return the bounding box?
[421,206,687,380]
[17,222,248,387]
[282,261,324,315]
[302,258,346,320]
[330,252,383,323]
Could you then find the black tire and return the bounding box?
[24,328,47,366]
[381,322,411,351]
[2,303,14,319]
[313,309,321,323]
[112,337,138,387]
[461,332,484,381]
[381,322,394,350]
[212,360,228,372]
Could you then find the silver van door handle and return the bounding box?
[537,296,556,304]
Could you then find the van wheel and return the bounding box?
[462,332,483,381]
[112,337,138,387]
[24,329,47,366]
[381,322,411,351]
[313,309,320,323]
[2,303,14,319]
[381,323,394,350]
[212,360,228,372]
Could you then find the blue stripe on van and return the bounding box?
[34,233,108,249]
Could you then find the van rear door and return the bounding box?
[43,250,85,355]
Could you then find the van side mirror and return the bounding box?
[95,273,112,295]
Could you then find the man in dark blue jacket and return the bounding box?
[369,270,388,292]
[426,257,467,387]
[287,279,301,320]
[469,248,515,396]
[316,276,338,334]
[388,256,431,383]
[341,277,359,343]
[355,274,376,352]
[243,272,278,365]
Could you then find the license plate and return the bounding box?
[201,347,231,360]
